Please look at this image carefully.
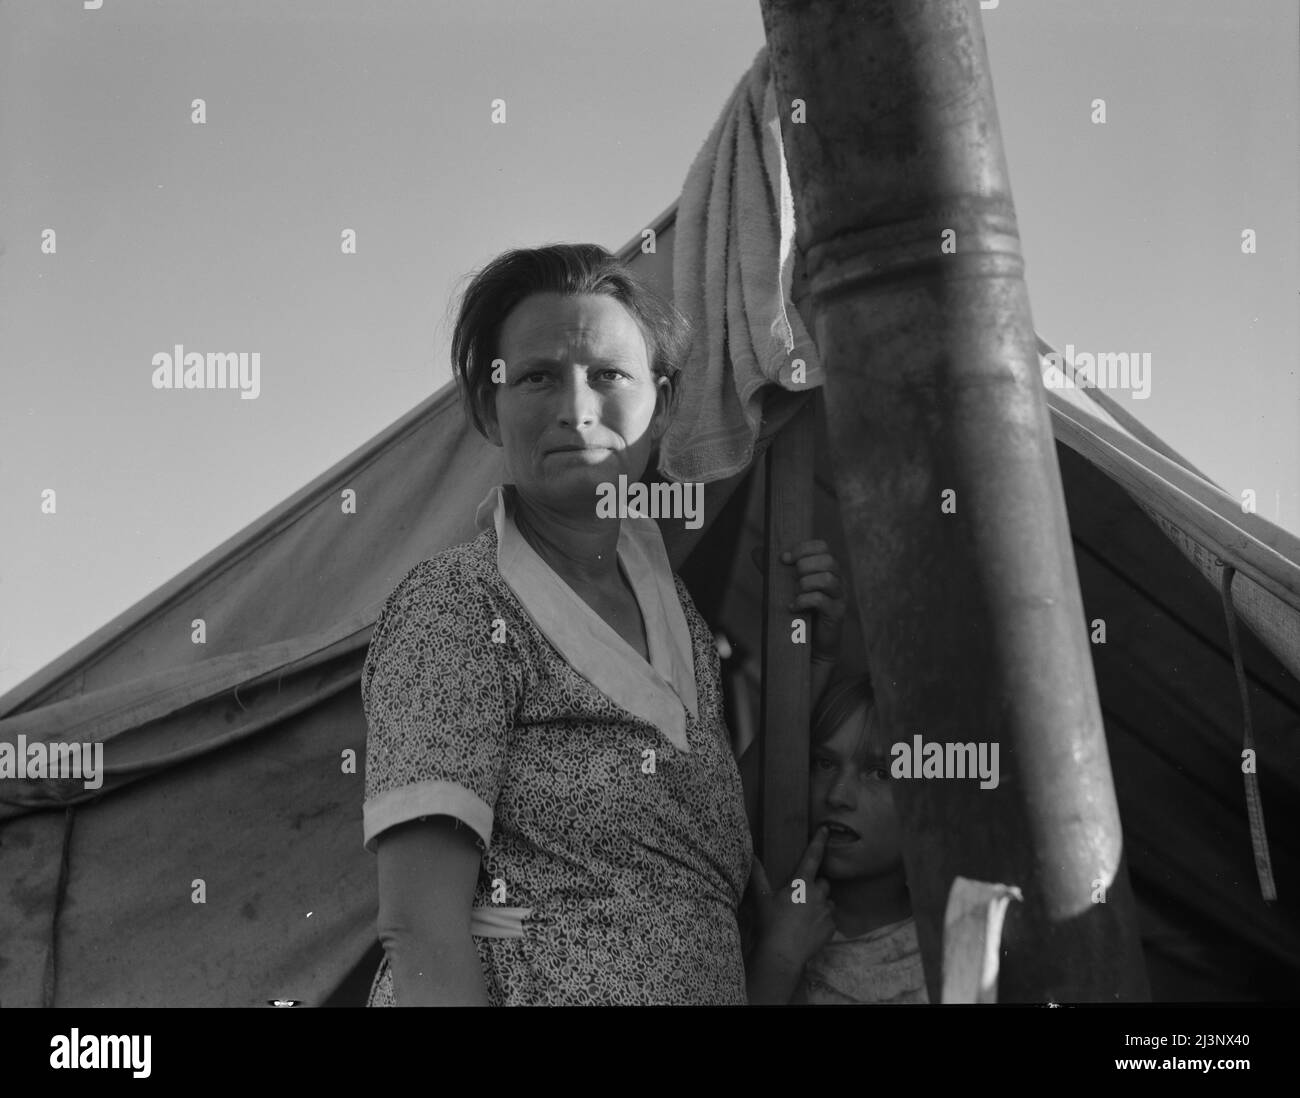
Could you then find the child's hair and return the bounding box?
[811,672,875,748]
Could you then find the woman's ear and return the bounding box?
[481,395,503,447]
[651,373,675,440]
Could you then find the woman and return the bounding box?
[361,243,843,1005]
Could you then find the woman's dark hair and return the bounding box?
[811,672,876,748]
[450,243,692,440]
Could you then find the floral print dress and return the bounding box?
[362,485,752,1005]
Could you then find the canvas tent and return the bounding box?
[3,197,1300,1005]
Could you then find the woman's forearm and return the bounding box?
[376,817,488,1005]
[386,931,489,1006]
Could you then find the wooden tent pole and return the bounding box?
[760,0,1148,1001]
[757,395,816,883]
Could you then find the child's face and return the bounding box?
[809,702,903,881]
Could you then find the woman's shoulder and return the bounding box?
[363,531,521,695]
[367,530,519,649]
[385,529,507,608]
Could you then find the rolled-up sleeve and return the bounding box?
[361,560,517,853]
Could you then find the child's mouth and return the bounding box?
[821,821,861,845]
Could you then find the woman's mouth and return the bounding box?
[821,821,861,845]
[549,446,609,459]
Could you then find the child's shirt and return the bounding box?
[795,916,930,1004]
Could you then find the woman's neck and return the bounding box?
[828,869,912,938]
[510,487,623,589]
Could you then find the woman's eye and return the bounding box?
[864,766,889,781]
[518,369,623,384]
[813,756,836,772]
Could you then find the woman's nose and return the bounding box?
[555,375,600,427]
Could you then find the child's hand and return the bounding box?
[780,540,846,663]
[747,826,837,984]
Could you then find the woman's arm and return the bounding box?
[376,816,488,1006]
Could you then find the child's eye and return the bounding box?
[862,766,889,782]
[812,756,836,772]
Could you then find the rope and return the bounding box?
[43,805,76,1007]
[1218,563,1277,902]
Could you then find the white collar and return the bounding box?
[474,485,698,752]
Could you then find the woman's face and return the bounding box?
[809,703,903,881]
[485,292,671,516]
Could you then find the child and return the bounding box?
[747,671,929,1004]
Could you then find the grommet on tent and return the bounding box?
[1216,559,1278,903]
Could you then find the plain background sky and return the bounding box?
[1,0,1296,700]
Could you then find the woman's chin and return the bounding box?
[519,473,613,518]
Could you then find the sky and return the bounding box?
[0,0,1296,700]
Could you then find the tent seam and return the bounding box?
[1219,563,1278,903]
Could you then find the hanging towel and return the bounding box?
[661,45,823,484]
